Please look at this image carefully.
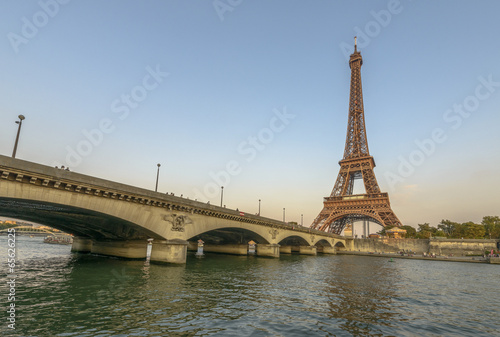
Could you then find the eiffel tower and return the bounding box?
[311,38,402,234]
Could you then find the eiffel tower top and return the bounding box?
[350,36,363,66]
[342,37,370,160]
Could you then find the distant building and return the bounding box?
[386,228,407,239]
[369,234,381,239]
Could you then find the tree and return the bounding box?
[452,224,466,239]
[437,220,464,238]
[461,221,485,239]
[433,230,446,237]
[482,216,500,239]
[416,223,435,239]
[438,219,460,237]
[401,225,417,238]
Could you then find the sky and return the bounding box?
[1,0,499,232]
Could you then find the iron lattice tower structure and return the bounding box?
[310,38,402,235]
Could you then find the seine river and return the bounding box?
[2,236,499,337]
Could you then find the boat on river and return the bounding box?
[44,235,73,245]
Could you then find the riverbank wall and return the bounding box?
[346,238,499,256]
[337,250,490,264]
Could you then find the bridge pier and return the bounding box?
[279,245,292,254]
[343,239,354,251]
[71,237,92,253]
[150,239,188,264]
[319,246,336,254]
[299,245,317,255]
[200,244,249,255]
[91,240,147,259]
[257,244,280,258]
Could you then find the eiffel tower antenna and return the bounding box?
[310,38,402,234]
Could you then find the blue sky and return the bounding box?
[1,0,499,231]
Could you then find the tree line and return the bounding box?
[379,216,500,239]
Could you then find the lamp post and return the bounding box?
[283,208,286,222]
[155,163,161,192]
[12,115,25,158]
[301,214,303,227]
[258,199,261,216]
[220,186,224,207]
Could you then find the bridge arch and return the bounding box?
[0,197,163,241]
[278,235,310,246]
[187,227,269,245]
[275,230,315,246]
[334,241,347,251]
[314,238,333,248]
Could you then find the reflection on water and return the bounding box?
[324,256,405,336]
[1,237,499,336]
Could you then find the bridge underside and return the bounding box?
[0,197,163,241]
[190,228,269,245]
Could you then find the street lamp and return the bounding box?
[12,115,25,158]
[301,214,303,227]
[258,199,261,216]
[283,208,286,222]
[220,186,224,207]
[155,163,161,192]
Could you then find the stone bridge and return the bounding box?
[0,155,348,263]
